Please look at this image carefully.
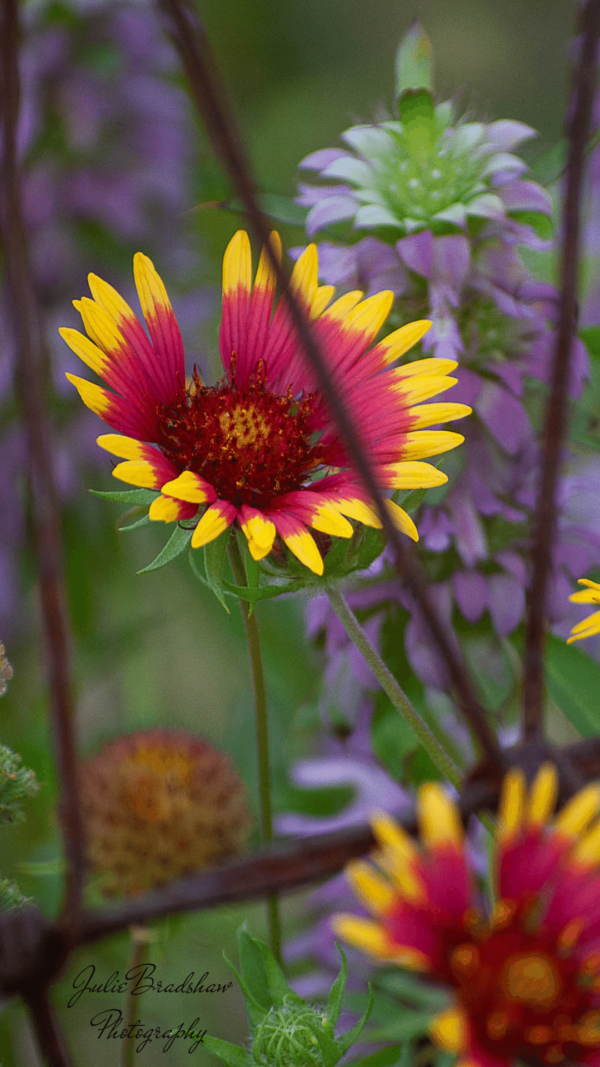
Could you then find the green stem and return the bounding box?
[229,540,282,966]
[123,925,152,1067]
[327,586,463,789]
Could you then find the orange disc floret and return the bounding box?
[335,766,600,1067]
[80,729,251,897]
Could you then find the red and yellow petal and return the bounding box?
[148,496,198,523]
[408,401,473,430]
[272,491,354,539]
[400,430,465,460]
[240,505,277,561]
[363,319,433,374]
[243,232,282,383]
[159,471,216,505]
[111,454,177,490]
[190,500,237,550]
[381,461,448,490]
[269,511,324,575]
[332,915,431,970]
[219,230,252,373]
[66,373,156,439]
[132,253,185,393]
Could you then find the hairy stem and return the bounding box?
[523,0,600,738]
[228,541,282,965]
[328,586,463,788]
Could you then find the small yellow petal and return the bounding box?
[375,320,433,365]
[394,373,457,405]
[149,495,189,523]
[409,402,473,430]
[401,430,465,461]
[309,504,353,539]
[241,512,276,560]
[282,528,323,575]
[336,498,382,529]
[418,783,463,849]
[161,471,212,504]
[497,769,526,843]
[345,860,396,914]
[253,231,282,294]
[290,243,319,304]
[59,328,109,377]
[96,434,145,460]
[190,506,234,550]
[65,373,111,417]
[344,291,394,341]
[527,763,558,829]
[374,846,425,905]
[310,284,335,319]
[222,230,252,296]
[393,356,457,378]
[383,461,448,489]
[332,916,391,959]
[430,1008,468,1053]
[75,296,124,353]
[371,811,419,861]
[555,785,600,839]
[385,500,419,542]
[572,820,600,868]
[322,290,363,323]
[112,460,161,490]
[88,272,137,327]
[567,611,600,643]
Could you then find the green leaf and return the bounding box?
[326,944,348,1027]
[137,524,193,574]
[237,926,272,1016]
[260,943,302,1008]
[399,486,429,515]
[337,984,374,1055]
[204,529,233,613]
[371,1011,434,1042]
[217,193,308,228]
[352,1048,403,1067]
[395,22,433,97]
[322,536,354,577]
[353,526,385,571]
[91,487,160,505]
[399,89,436,160]
[201,1035,251,1067]
[546,633,600,737]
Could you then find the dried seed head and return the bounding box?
[80,729,251,896]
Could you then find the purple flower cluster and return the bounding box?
[296,82,599,681]
[0,0,209,637]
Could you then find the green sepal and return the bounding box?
[546,633,600,736]
[201,1035,252,1067]
[399,89,436,160]
[395,21,433,97]
[222,578,307,604]
[326,944,348,1027]
[90,488,160,505]
[204,528,233,614]
[117,511,153,532]
[237,925,303,1015]
[337,983,374,1055]
[137,524,193,574]
[509,210,554,241]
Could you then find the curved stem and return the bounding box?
[328,586,463,789]
[228,541,282,965]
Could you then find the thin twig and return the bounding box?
[523,0,600,738]
[25,988,74,1067]
[0,0,85,920]
[157,0,501,768]
[78,777,496,949]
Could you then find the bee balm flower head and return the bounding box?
[61,232,471,575]
[335,765,600,1067]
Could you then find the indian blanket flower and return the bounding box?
[61,231,471,575]
[335,764,600,1067]
[80,729,250,896]
[568,579,600,644]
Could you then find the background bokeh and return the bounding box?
[0,0,586,1063]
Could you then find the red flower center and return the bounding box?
[446,899,600,1063]
[156,365,323,508]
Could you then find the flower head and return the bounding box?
[80,729,250,896]
[568,579,600,644]
[335,765,600,1067]
[61,231,471,575]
